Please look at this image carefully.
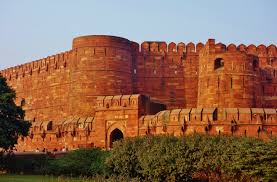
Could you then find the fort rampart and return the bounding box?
[0,35,276,150]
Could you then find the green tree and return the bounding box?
[0,75,31,150]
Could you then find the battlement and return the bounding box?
[139,107,277,138]
[0,34,276,124]
[140,107,277,125]
[95,94,143,110]
[136,39,277,59]
[201,39,277,57]
[139,41,205,55]
[1,36,275,80]
[0,51,71,81]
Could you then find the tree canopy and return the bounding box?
[0,75,31,150]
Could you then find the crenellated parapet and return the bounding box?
[139,107,277,138]
[0,51,71,81]
[95,95,140,110]
[17,116,96,151]
[202,41,277,58]
[139,41,204,56]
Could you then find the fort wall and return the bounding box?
[69,35,134,116]
[17,94,277,151]
[135,41,203,109]
[17,94,165,150]
[1,36,276,121]
[0,35,276,151]
[197,39,263,109]
[0,51,72,122]
[139,107,277,139]
[0,36,276,118]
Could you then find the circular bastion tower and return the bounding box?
[69,35,136,116]
[197,39,263,109]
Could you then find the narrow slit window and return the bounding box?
[253,59,258,71]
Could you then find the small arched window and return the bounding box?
[47,121,53,131]
[214,58,224,70]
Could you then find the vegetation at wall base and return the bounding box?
[0,75,31,150]
[106,135,277,182]
[1,135,276,182]
[0,174,141,182]
[45,148,110,177]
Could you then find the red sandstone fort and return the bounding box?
[0,35,276,151]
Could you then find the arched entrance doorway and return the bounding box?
[110,128,124,148]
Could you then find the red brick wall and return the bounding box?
[16,94,165,151]
[139,107,277,140]
[0,35,276,151]
[197,39,263,108]
[134,41,202,109]
[1,35,276,122]
[0,51,72,122]
[69,35,134,116]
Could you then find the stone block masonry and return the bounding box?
[0,35,276,151]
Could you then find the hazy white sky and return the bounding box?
[0,0,276,69]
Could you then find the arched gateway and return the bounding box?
[109,128,124,148]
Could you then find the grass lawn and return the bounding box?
[0,175,96,182]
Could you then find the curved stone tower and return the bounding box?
[69,35,134,116]
[197,39,263,108]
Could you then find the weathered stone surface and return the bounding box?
[0,35,276,151]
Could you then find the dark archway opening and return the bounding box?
[214,58,224,70]
[110,128,124,148]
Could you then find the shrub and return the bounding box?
[2,135,276,181]
[105,136,145,178]
[1,152,49,174]
[106,135,195,181]
[46,148,110,177]
[106,135,277,182]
